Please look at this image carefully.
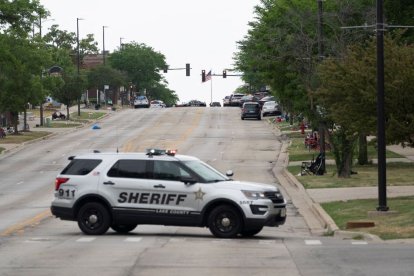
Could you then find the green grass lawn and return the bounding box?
[322,197,414,240]
[287,163,414,189]
[288,136,402,162]
[70,111,106,121]
[0,131,51,144]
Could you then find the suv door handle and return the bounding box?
[153,184,165,189]
[103,181,115,185]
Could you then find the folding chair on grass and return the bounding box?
[301,153,325,176]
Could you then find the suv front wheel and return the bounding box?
[77,202,111,235]
[110,224,138,234]
[208,205,242,238]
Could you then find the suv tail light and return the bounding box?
[55,177,69,190]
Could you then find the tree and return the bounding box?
[0,0,47,36]
[316,34,414,177]
[109,42,167,93]
[234,0,377,123]
[51,71,86,119]
[0,34,52,133]
[87,65,126,104]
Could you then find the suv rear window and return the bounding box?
[107,160,149,179]
[244,103,259,111]
[61,159,102,175]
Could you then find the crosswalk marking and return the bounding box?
[20,236,370,246]
[259,240,276,245]
[125,237,142,242]
[305,240,322,245]
[76,237,96,242]
[351,241,368,245]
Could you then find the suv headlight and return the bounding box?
[242,190,266,200]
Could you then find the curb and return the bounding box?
[270,122,384,241]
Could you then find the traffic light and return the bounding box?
[223,70,227,78]
[202,70,206,82]
[186,63,190,76]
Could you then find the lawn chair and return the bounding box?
[301,152,325,176]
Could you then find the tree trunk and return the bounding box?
[358,133,368,165]
[332,128,356,178]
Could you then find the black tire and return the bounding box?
[240,227,263,237]
[110,224,138,234]
[258,116,261,120]
[241,117,244,120]
[77,202,110,235]
[208,205,242,238]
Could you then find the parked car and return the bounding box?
[258,96,275,108]
[223,96,230,106]
[229,93,244,106]
[239,95,260,107]
[262,101,281,117]
[188,100,206,107]
[150,100,166,108]
[210,102,221,107]
[134,95,150,108]
[241,102,261,120]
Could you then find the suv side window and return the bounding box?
[61,159,102,175]
[153,160,191,181]
[107,160,149,179]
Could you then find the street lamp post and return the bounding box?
[103,26,108,66]
[76,18,84,116]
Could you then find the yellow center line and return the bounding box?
[1,209,52,237]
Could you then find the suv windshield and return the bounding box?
[182,160,229,183]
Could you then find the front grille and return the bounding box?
[264,191,284,203]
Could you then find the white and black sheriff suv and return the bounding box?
[51,149,287,238]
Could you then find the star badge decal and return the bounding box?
[194,188,206,200]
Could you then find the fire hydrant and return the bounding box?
[300,121,305,134]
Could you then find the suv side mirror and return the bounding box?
[226,170,234,177]
[181,176,197,185]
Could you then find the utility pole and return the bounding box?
[376,0,388,211]
[76,18,83,116]
[39,15,44,127]
[317,0,326,174]
[103,26,108,66]
[120,37,125,49]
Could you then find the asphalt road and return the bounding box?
[0,107,413,276]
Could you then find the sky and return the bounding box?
[38,0,261,104]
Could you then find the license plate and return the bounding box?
[280,208,286,217]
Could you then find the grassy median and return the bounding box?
[322,197,414,240]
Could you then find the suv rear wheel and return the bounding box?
[208,205,242,238]
[77,202,110,235]
[110,224,138,234]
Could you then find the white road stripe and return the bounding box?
[305,240,322,245]
[352,241,368,245]
[76,237,96,242]
[124,237,142,242]
[169,238,185,242]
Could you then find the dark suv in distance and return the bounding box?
[241,102,261,120]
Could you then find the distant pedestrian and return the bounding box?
[0,128,5,138]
